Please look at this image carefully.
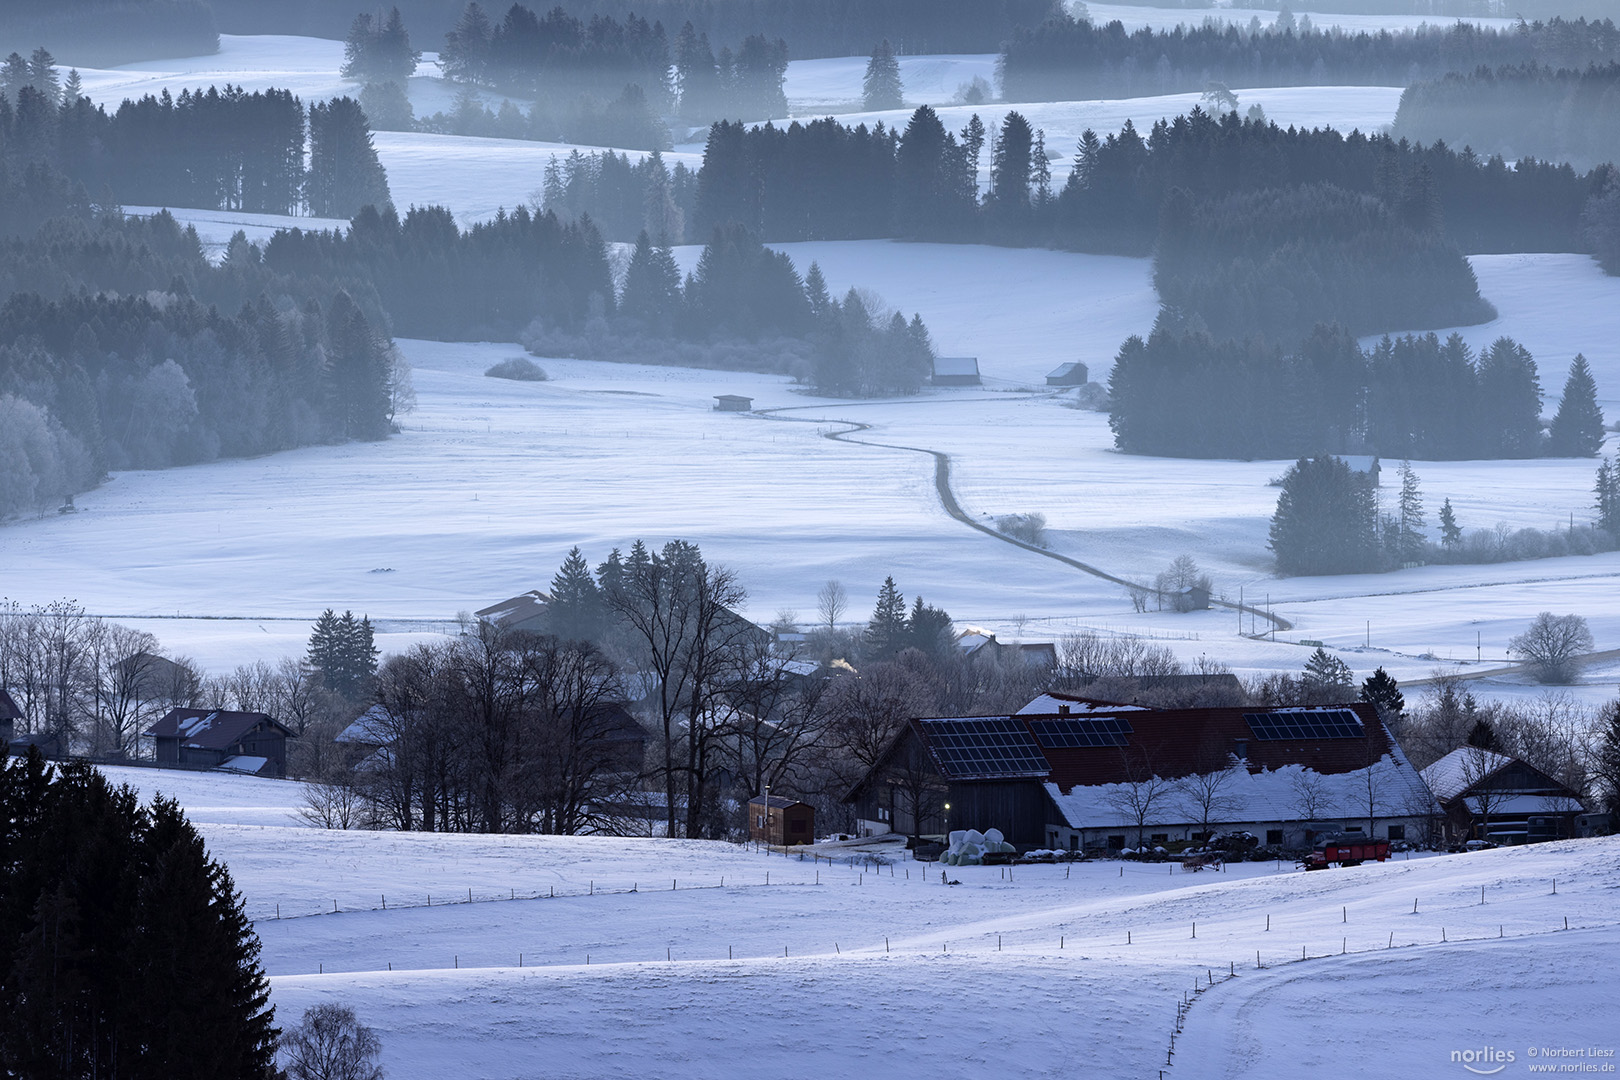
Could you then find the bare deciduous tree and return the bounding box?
[1509,612,1593,684]
[281,1004,384,1080]
[816,579,847,631]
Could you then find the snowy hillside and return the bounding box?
[102,767,1620,1080]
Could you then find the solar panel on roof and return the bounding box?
[1029,716,1134,748]
[916,718,1050,778]
[1243,709,1365,741]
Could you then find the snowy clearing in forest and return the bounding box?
[1081,2,1517,34]
[93,766,1620,1080]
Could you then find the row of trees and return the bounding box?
[219,0,1048,60]
[0,212,407,514]
[646,106,1602,261]
[0,70,391,218]
[998,14,1620,102]
[1394,62,1620,170]
[1109,327,1599,461]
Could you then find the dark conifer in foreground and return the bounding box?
[0,754,277,1079]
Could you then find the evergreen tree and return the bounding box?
[324,290,392,440]
[307,97,392,218]
[804,261,832,319]
[1477,337,1543,457]
[62,68,83,103]
[548,545,603,642]
[1594,701,1620,817]
[620,230,683,327]
[0,756,278,1079]
[862,40,904,111]
[1438,497,1463,548]
[1466,717,1499,750]
[1359,666,1404,721]
[442,2,494,84]
[905,595,955,658]
[1597,457,1620,533]
[1397,459,1425,563]
[1302,646,1354,701]
[342,8,420,84]
[864,576,908,659]
[0,53,27,104]
[1268,456,1378,575]
[989,111,1035,212]
[27,48,60,106]
[1548,353,1605,457]
[306,609,378,698]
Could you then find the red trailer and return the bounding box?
[1302,837,1390,870]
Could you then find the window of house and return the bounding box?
[1266,830,1283,846]
[878,807,890,822]
[1191,832,1209,842]
[1150,834,1168,843]
[1108,835,1125,850]
[1343,825,1364,834]
[1069,835,1079,851]
[757,814,765,828]
[1386,824,1406,840]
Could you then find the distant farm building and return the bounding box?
[750,794,815,845]
[714,394,753,412]
[1171,584,1211,612]
[1046,361,1088,386]
[931,357,981,386]
[475,590,550,634]
[1421,747,1586,845]
[846,700,1436,850]
[958,629,1058,667]
[145,708,293,777]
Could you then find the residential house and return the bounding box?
[145,708,294,777]
[1421,747,1586,844]
[475,590,550,634]
[846,701,1437,850]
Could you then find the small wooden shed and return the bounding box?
[1046,361,1088,386]
[749,794,815,846]
[931,357,981,386]
[714,394,754,412]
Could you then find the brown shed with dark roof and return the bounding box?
[145,708,294,777]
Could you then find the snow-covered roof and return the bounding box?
[1047,361,1085,379]
[933,356,980,377]
[1046,756,1439,831]
[218,755,268,774]
[1016,693,1147,715]
[145,708,289,748]
[1421,747,1514,802]
[337,704,396,745]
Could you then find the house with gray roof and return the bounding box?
[145,708,293,777]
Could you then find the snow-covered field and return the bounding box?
[94,766,1620,1080]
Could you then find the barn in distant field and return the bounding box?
[1421,747,1586,844]
[931,357,981,386]
[714,394,753,412]
[845,700,1436,850]
[749,794,815,846]
[475,590,550,634]
[145,708,293,777]
[1046,361,1088,386]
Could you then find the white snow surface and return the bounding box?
[1047,755,1438,831]
[782,53,1000,112]
[92,766,1620,1080]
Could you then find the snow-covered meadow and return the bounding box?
[95,766,1620,1080]
[13,37,1620,702]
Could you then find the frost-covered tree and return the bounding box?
[1397,459,1425,563]
[862,40,903,110]
[1302,647,1354,703]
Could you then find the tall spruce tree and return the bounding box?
[306,609,378,698]
[1359,667,1404,722]
[548,545,603,642]
[1397,459,1425,563]
[1548,353,1605,457]
[862,40,904,110]
[1438,496,1463,548]
[864,576,908,659]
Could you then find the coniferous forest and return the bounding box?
[1394,62,1620,169]
[1106,326,1597,461]
[997,15,1620,102]
[0,78,391,222]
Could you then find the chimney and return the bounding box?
[1058,703,1071,716]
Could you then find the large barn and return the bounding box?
[845,700,1437,851]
